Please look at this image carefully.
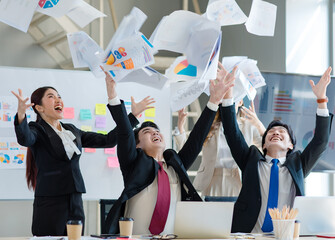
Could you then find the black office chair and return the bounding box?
[99,199,117,234]
[204,196,238,202]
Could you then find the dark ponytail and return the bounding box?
[26,86,57,190]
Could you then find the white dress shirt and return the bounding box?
[252,156,295,233]
[47,123,81,159]
[124,160,181,235]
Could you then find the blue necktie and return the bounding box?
[261,158,279,232]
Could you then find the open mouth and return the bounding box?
[54,105,63,113]
[152,136,161,143]
[270,136,282,142]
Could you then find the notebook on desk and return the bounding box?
[173,201,234,238]
[293,196,335,235]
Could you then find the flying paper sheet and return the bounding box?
[67,0,106,28]
[237,59,266,88]
[102,32,155,72]
[37,0,78,18]
[220,56,265,102]
[245,0,277,36]
[67,31,105,77]
[102,7,147,60]
[206,0,247,26]
[0,0,39,32]
[67,7,159,88]
[117,67,168,90]
[150,10,220,56]
[170,80,208,112]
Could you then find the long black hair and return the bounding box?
[26,86,58,190]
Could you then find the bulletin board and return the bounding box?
[255,72,335,172]
[0,66,171,200]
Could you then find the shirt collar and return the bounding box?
[265,155,286,165]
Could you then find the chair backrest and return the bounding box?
[99,199,117,234]
[204,196,238,202]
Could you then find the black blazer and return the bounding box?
[14,112,139,197]
[219,104,333,233]
[105,101,216,234]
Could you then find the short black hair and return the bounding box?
[134,121,160,144]
[262,120,296,155]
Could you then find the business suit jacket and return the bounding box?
[105,101,216,234]
[14,113,139,197]
[219,104,333,233]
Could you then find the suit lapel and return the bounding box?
[283,154,304,195]
[39,119,69,161]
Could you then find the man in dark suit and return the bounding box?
[102,67,236,234]
[219,65,333,233]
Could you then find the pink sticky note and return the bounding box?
[105,147,116,155]
[84,148,96,153]
[107,157,119,168]
[63,107,75,119]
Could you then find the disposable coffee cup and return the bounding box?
[119,217,134,237]
[67,220,82,240]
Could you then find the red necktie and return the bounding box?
[149,161,171,234]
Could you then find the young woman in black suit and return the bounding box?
[11,87,153,236]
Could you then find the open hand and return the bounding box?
[309,66,332,99]
[131,96,155,118]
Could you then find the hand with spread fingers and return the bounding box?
[11,88,35,124]
[131,96,156,118]
[240,101,266,136]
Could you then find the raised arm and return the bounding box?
[103,69,139,168]
[220,64,251,170]
[301,66,333,175]
[178,63,236,169]
[174,108,188,150]
[11,89,34,124]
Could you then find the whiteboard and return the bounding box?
[0,66,171,200]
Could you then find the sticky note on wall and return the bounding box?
[107,156,119,168]
[145,108,155,118]
[81,125,92,132]
[95,104,106,115]
[95,116,106,128]
[85,148,96,153]
[63,107,75,119]
[80,109,92,120]
[105,147,116,155]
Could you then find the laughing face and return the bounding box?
[35,88,64,121]
[263,126,293,154]
[136,126,166,153]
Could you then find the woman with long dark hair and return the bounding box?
[12,87,154,236]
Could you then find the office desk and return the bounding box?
[0,237,322,240]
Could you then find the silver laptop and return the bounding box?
[293,196,335,235]
[174,201,234,238]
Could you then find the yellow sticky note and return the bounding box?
[95,104,106,115]
[145,119,154,123]
[81,125,92,132]
[145,108,155,118]
[97,130,108,135]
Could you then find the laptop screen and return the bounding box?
[293,196,335,235]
